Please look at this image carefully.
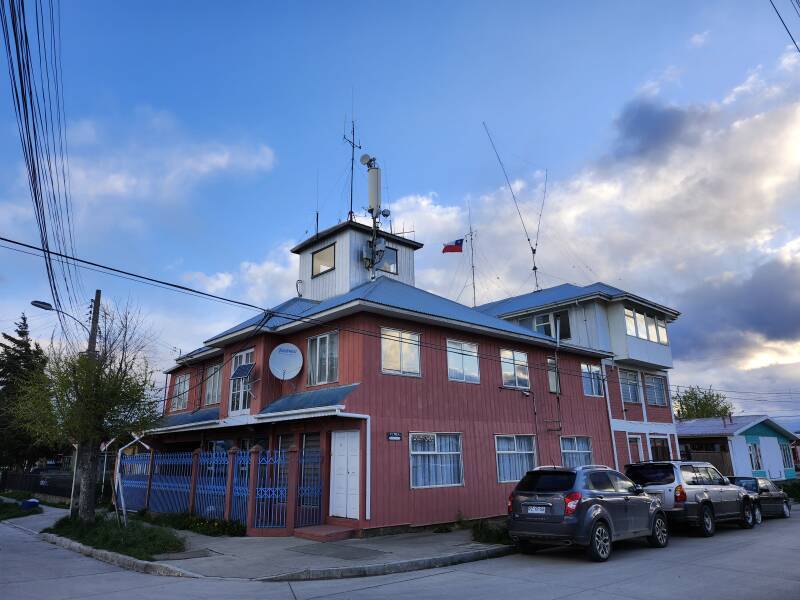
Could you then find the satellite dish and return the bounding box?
[359,153,372,166]
[268,343,303,380]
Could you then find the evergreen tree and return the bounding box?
[0,314,49,468]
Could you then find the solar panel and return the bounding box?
[230,363,254,380]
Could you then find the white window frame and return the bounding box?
[500,349,529,389]
[446,339,480,383]
[748,442,763,471]
[780,443,794,469]
[171,373,190,411]
[307,331,339,386]
[619,369,641,404]
[581,363,604,397]
[547,356,560,394]
[381,327,421,377]
[644,374,668,406]
[409,432,464,489]
[560,436,593,467]
[533,314,552,337]
[204,364,222,406]
[625,308,637,336]
[625,307,669,346]
[229,348,255,416]
[656,319,669,344]
[311,242,335,278]
[495,434,537,483]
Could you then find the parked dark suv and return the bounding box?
[507,465,669,562]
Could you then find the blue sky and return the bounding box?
[2,1,800,427]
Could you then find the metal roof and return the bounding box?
[676,415,799,440]
[258,383,359,415]
[157,406,220,430]
[476,281,679,320]
[290,221,424,254]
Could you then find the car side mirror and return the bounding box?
[720,477,729,485]
[633,484,644,495]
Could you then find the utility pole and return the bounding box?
[88,289,101,356]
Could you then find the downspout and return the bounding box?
[602,359,620,470]
[337,412,371,521]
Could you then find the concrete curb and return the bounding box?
[258,545,516,582]
[40,533,202,578]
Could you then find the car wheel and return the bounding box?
[739,502,755,529]
[699,504,716,537]
[647,513,669,548]
[587,521,612,562]
[515,540,540,555]
[753,503,762,525]
[781,501,792,519]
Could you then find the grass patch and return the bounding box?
[44,515,185,561]
[472,518,512,545]
[0,502,43,521]
[779,480,800,501]
[135,511,246,537]
[1,490,70,508]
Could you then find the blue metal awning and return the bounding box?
[258,383,359,415]
[230,363,254,380]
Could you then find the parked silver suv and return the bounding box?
[624,461,756,536]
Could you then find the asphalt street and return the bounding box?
[1,514,798,599]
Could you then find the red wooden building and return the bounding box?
[148,221,619,536]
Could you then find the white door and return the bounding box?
[330,430,360,519]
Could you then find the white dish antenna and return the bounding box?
[268,343,303,380]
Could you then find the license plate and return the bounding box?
[526,505,546,514]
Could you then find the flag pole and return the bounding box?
[468,202,476,308]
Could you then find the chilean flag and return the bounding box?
[442,239,464,253]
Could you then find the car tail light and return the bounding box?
[674,484,687,503]
[564,492,582,516]
[507,494,514,514]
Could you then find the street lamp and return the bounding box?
[30,299,91,334]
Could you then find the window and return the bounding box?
[547,357,560,393]
[311,243,335,277]
[650,437,671,461]
[500,349,529,389]
[635,312,647,339]
[588,471,615,491]
[554,310,571,340]
[781,443,794,469]
[609,472,638,494]
[656,319,668,344]
[447,340,479,383]
[204,364,222,406]
[619,369,641,403]
[625,308,637,336]
[581,363,604,396]
[229,348,254,414]
[377,247,398,274]
[526,311,570,340]
[702,466,725,485]
[381,328,421,376]
[626,463,675,485]
[533,314,551,337]
[515,470,575,492]
[410,433,463,488]
[644,375,667,406]
[645,315,658,342]
[171,373,189,411]
[748,442,763,471]
[495,435,536,482]
[307,331,339,385]
[560,436,592,467]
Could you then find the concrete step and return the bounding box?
[294,524,356,542]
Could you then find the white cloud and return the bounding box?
[67,119,100,145]
[637,65,681,97]
[689,31,710,48]
[723,66,784,105]
[182,271,235,294]
[0,201,32,229]
[779,45,800,72]
[240,243,300,305]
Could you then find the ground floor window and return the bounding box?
[410,433,463,488]
[780,443,794,469]
[495,435,536,482]
[748,442,763,470]
[650,436,671,461]
[560,436,592,467]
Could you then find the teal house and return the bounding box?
[677,415,797,481]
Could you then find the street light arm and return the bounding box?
[30,300,91,335]
[54,308,91,335]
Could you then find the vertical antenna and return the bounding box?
[344,120,361,221]
[315,169,320,235]
[532,169,548,291]
[468,202,477,307]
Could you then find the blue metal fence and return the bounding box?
[254,449,288,528]
[148,451,192,514]
[194,451,228,520]
[295,449,323,527]
[119,453,149,511]
[231,450,250,525]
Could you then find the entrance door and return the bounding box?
[628,435,643,463]
[330,430,360,519]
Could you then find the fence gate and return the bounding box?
[295,448,323,527]
[253,449,288,528]
[231,449,250,525]
[194,451,228,520]
[118,453,149,511]
[148,451,192,514]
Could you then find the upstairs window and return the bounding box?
[581,363,604,397]
[229,348,255,415]
[447,340,480,383]
[625,307,669,345]
[381,327,421,376]
[547,357,560,393]
[619,369,641,403]
[525,311,570,340]
[625,309,637,336]
[311,243,335,278]
[553,310,571,340]
[377,247,398,274]
[644,374,667,406]
[204,364,222,406]
[171,373,189,411]
[533,314,551,336]
[307,331,339,386]
[500,349,529,389]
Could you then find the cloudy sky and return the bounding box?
[1,1,799,428]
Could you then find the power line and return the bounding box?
[769,0,800,55]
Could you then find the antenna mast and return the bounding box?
[344,120,361,221]
[468,202,477,307]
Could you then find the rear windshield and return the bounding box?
[625,464,675,485]
[734,478,758,492]
[516,471,576,492]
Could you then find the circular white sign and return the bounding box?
[268,343,303,380]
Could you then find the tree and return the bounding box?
[673,386,734,420]
[0,314,51,468]
[16,304,161,522]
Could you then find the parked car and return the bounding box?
[624,461,755,536]
[729,476,792,520]
[507,465,669,562]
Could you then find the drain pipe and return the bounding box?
[337,412,371,521]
